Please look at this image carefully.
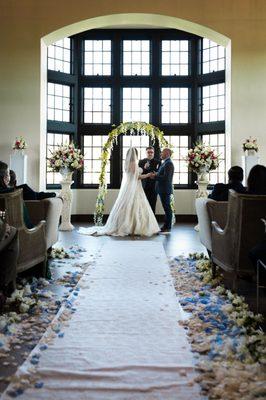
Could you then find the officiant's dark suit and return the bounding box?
[139,157,161,214]
[154,156,174,231]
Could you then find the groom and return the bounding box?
[151,148,174,234]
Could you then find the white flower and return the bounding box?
[71,160,79,168]
[0,317,7,331]
[226,290,234,300]
[23,284,32,296]
[222,304,234,313]
[216,286,226,295]
[19,303,30,313]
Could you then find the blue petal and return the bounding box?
[35,382,44,389]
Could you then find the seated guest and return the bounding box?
[9,169,56,200]
[208,166,246,201]
[0,162,14,194]
[249,241,266,268]
[247,164,266,195]
[0,162,34,228]
[0,162,56,200]
[249,219,266,283]
[0,219,18,308]
[247,167,266,281]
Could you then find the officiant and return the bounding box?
[139,146,161,214]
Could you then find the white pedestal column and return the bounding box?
[242,154,260,184]
[195,179,209,199]
[59,175,74,231]
[194,179,209,231]
[10,151,28,185]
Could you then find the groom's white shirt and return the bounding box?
[162,157,170,163]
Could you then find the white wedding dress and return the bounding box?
[79,147,160,237]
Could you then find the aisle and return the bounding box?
[2,240,201,400]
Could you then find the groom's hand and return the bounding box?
[150,172,157,179]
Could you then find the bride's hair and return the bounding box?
[126,147,138,160]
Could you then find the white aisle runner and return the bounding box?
[2,240,201,400]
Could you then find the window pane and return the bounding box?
[48,38,71,74]
[163,135,189,184]
[161,40,189,76]
[84,40,112,76]
[46,133,70,184]
[84,87,111,123]
[161,88,189,124]
[122,88,150,123]
[123,40,150,76]
[201,83,225,122]
[47,83,71,122]
[202,133,226,184]
[201,38,225,74]
[83,135,110,184]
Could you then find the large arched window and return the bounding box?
[46,29,225,188]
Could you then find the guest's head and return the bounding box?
[161,148,172,160]
[228,166,244,183]
[146,146,155,160]
[9,170,17,188]
[0,161,10,189]
[247,164,266,195]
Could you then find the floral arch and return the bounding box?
[94,121,173,225]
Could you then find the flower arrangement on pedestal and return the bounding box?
[243,137,258,155]
[12,136,28,151]
[48,143,84,232]
[47,142,84,176]
[185,142,220,181]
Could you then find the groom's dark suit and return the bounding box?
[139,158,161,214]
[154,158,174,230]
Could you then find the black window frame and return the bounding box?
[47,29,225,190]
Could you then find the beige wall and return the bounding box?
[0,0,266,214]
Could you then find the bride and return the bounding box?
[79,146,160,237]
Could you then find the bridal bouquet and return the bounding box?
[185,142,220,174]
[47,142,84,172]
[243,137,258,152]
[12,136,28,150]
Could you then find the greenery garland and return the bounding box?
[94,121,175,226]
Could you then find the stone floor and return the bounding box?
[63,222,206,259]
[0,223,265,395]
[59,222,266,325]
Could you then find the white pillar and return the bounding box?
[242,154,260,184]
[10,151,28,185]
[194,178,209,231]
[195,179,209,199]
[59,175,74,231]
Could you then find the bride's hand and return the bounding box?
[146,172,153,178]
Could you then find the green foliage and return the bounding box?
[94,122,175,226]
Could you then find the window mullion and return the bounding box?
[111,31,122,188]
[151,32,160,130]
[189,37,199,188]
[72,36,81,188]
